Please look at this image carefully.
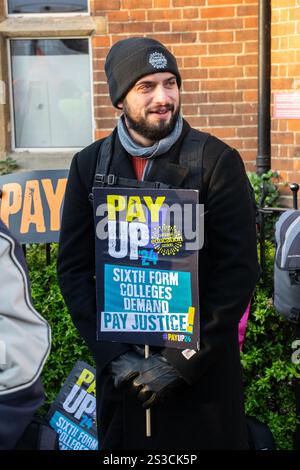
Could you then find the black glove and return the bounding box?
[131,354,184,409]
[110,351,144,388]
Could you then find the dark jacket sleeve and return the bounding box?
[162,145,260,384]
[57,150,130,372]
[0,379,44,450]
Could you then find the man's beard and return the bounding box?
[123,100,181,143]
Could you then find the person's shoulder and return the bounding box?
[189,127,241,167]
[76,138,105,165]
[73,135,113,180]
[188,127,231,155]
[68,137,109,189]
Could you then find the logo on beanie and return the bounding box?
[149,52,167,69]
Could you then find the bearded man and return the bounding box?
[57,37,259,450]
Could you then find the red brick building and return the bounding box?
[92,0,260,172]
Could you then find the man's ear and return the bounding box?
[117,101,123,110]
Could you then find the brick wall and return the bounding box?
[271,0,300,201]
[90,0,259,172]
[90,1,300,191]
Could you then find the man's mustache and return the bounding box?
[146,104,175,114]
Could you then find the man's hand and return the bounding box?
[131,354,184,408]
[110,351,144,388]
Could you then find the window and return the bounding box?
[10,38,93,149]
[7,1,88,14]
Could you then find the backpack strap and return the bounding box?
[93,131,115,187]
[179,128,210,202]
[95,174,171,190]
[91,130,171,193]
[92,127,210,196]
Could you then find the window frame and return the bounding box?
[5,0,90,17]
[7,35,95,152]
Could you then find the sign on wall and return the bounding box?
[93,187,202,351]
[0,170,68,243]
[274,92,300,119]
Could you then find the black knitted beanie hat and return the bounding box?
[104,37,182,108]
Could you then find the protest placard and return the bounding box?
[47,361,98,451]
[93,188,202,350]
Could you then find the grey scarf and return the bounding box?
[117,114,183,159]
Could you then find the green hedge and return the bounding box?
[26,241,299,449]
[241,241,299,450]
[26,244,94,409]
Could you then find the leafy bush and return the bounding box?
[243,170,299,449]
[0,155,19,175]
[247,170,280,208]
[241,241,300,449]
[26,243,94,410]
[247,170,281,243]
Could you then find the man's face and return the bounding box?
[119,72,180,144]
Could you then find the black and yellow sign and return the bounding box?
[0,170,68,243]
[93,187,201,350]
[47,360,98,451]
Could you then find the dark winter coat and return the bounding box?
[57,119,259,450]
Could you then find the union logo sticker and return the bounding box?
[149,52,167,69]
